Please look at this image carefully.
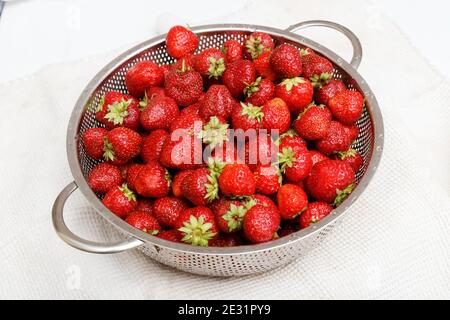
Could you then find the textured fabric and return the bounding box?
[0,0,449,299]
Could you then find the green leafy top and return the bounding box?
[277,147,296,173]
[208,57,226,79]
[280,77,306,92]
[96,95,105,113]
[244,77,262,97]
[222,203,247,232]
[198,116,230,149]
[245,35,264,60]
[335,148,357,160]
[310,72,333,89]
[204,158,225,203]
[104,99,132,125]
[103,137,115,161]
[178,215,217,247]
[333,184,355,206]
[119,183,137,202]
[240,102,264,122]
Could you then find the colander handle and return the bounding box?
[52,182,143,254]
[285,20,362,69]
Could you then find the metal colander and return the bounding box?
[52,21,384,277]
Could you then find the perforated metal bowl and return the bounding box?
[52,21,384,276]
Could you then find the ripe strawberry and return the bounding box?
[160,64,172,79]
[95,92,140,130]
[316,121,352,155]
[176,207,219,246]
[315,79,346,105]
[160,135,203,170]
[222,39,243,63]
[194,48,226,79]
[219,164,256,197]
[343,124,359,142]
[244,194,277,210]
[243,204,280,243]
[293,104,332,140]
[244,134,278,171]
[136,198,154,215]
[125,211,161,235]
[244,77,275,106]
[275,77,313,114]
[254,164,281,195]
[153,196,189,228]
[333,148,363,172]
[277,132,307,150]
[253,50,277,81]
[212,198,247,233]
[209,234,242,247]
[158,229,181,242]
[207,144,239,166]
[299,202,333,228]
[140,96,179,131]
[82,128,108,160]
[125,61,164,97]
[125,163,144,191]
[198,116,230,149]
[134,161,171,198]
[328,90,364,125]
[141,130,169,163]
[309,150,328,166]
[244,32,274,60]
[145,86,166,100]
[277,184,308,220]
[222,60,256,98]
[171,54,198,71]
[306,159,356,205]
[88,163,123,194]
[199,84,235,121]
[302,51,334,88]
[181,161,223,205]
[103,127,142,163]
[270,44,302,78]
[172,170,194,197]
[231,102,264,131]
[102,183,137,218]
[181,101,202,118]
[261,98,291,134]
[164,63,203,107]
[166,26,199,59]
[278,139,312,183]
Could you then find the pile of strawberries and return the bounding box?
[82,25,364,247]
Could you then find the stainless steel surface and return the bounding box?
[0,2,5,21]
[53,20,384,276]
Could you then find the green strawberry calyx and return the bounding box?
[165,170,172,188]
[103,137,115,161]
[198,116,229,149]
[222,203,247,232]
[139,91,150,110]
[240,102,264,122]
[277,147,296,173]
[119,183,137,202]
[333,183,355,206]
[310,72,333,89]
[245,35,264,60]
[96,95,106,113]
[178,215,217,247]
[142,229,159,236]
[280,77,306,92]
[335,148,357,160]
[176,59,192,73]
[300,48,312,57]
[244,77,262,97]
[104,99,132,125]
[204,158,225,203]
[208,57,226,79]
[275,128,299,146]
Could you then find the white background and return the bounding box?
[0,0,449,84]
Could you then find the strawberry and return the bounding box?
[245,194,278,210]
[194,48,226,79]
[278,138,312,183]
[244,135,278,171]
[140,96,179,131]
[254,164,281,195]
[125,163,144,191]
[212,198,247,233]
[231,102,264,131]
[328,90,364,124]
[209,234,242,247]
[141,130,169,163]
[302,51,334,88]
[88,163,123,194]
[315,79,346,105]
[102,183,137,218]
[299,202,333,228]
[207,144,239,166]
[153,196,189,228]
[293,104,332,140]
[171,54,198,72]
[223,60,256,98]
[164,63,203,107]
[309,150,328,166]
[145,86,166,100]
[306,159,356,205]
[160,135,203,170]
[261,98,291,134]
[270,44,302,78]
[136,198,154,215]
[172,169,194,198]
[95,92,141,130]
[316,121,352,155]
[160,64,172,79]
[170,112,204,136]
[277,132,307,149]
[181,101,202,118]
[103,127,142,163]
[244,77,275,106]
[198,116,230,149]
[222,39,244,63]
[82,128,108,160]
[166,26,199,59]
[275,77,313,114]
[343,124,359,143]
[244,32,274,60]
[253,50,277,81]
[125,61,164,97]
[134,161,171,198]
[125,211,161,235]
[219,163,256,197]
[243,204,280,243]
[158,229,181,242]
[277,184,308,220]
[333,148,363,172]
[199,85,235,120]
[176,207,219,246]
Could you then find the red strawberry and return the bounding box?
[306,159,356,205]
[277,184,308,220]
[82,128,108,160]
[328,90,364,124]
[278,139,312,183]
[176,207,219,246]
[136,198,154,215]
[245,194,277,210]
[160,64,172,79]
[212,198,247,233]
[207,144,239,165]
[172,170,194,198]
[253,50,277,81]
[171,54,198,72]
[140,96,179,131]
[270,44,302,78]
[209,234,242,247]
[166,26,199,59]
[141,130,169,163]
[222,60,256,98]
[153,196,189,228]
[293,104,332,140]
[243,204,280,243]
[199,85,235,120]
[275,77,313,114]
[254,164,281,195]
[231,102,264,131]
[299,202,333,228]
[88,163,123,194]
[219,163,256,197]
[164,63,203,107]
[125,61,164,97]
[244,135,278,171]
[95,92,141,130]
[244,32,274,60]
[134,161,171,198]
[261,98,291,134]
[145,86,166,100]
[125,211,161,234]
[315,79,346,105]
[198,116,230,149]
[309,150,328,166]
[333,148,363,172]
[302,52,334,88]
[103,127,142,163]
[102,183,137,218]
[244,77,275,106]
[160,135,203,170]
[170,112,204,137]
[194,48,226,79]
[158,229,181,242]
[125,163,144,191]
[343,124,359,142]
[222,39,243,63]
[316,121,352,155]
[181,101,202,118]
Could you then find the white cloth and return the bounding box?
[0,0,449,299]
